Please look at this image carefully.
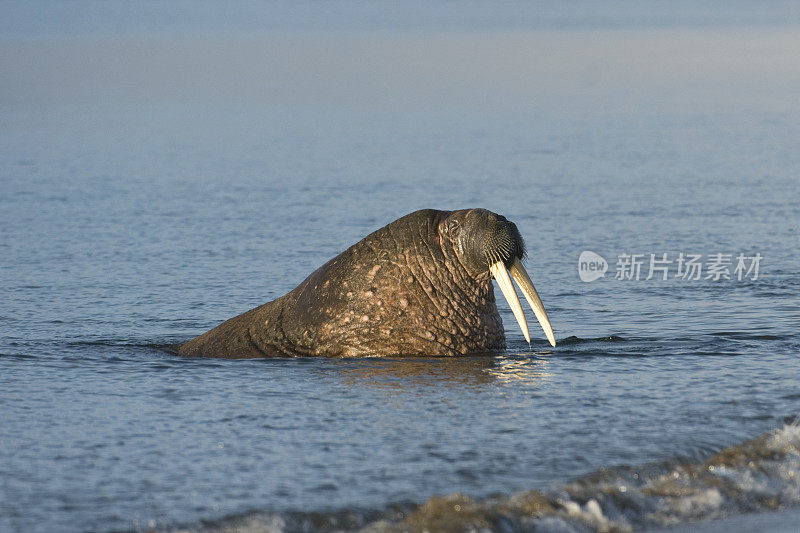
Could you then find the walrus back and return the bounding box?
[177,302,281,358]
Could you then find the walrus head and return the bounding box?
[439,209,556,347]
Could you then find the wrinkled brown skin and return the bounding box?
[178,209,508,358]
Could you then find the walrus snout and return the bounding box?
[481,213,526,269]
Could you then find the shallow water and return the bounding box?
[2,3,800,532]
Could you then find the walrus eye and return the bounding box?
[445,219,460,238]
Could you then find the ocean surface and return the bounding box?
[2,2,800,532]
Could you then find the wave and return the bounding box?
[154,419,800,532]
[558,335,628,345]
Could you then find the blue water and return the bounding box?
[2,2,800,532]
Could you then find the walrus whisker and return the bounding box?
[486,235,514,264]
[489,260,531,345]
[509,258,556,347]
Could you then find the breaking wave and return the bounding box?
[156,419,800,532]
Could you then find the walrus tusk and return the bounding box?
[509,258,556,347]
[489,260,531,345]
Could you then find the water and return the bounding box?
[2,2,800,532]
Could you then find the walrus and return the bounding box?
[178,208,555,358]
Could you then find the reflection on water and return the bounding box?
[320,354,553,392]
[325,357,495,392]
[488,355,553,385]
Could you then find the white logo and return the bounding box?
[578,250,608,282]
